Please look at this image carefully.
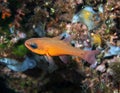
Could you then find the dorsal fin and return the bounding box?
[53,32,72,43]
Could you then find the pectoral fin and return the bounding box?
[44,54,58,73]
[59,56,71,64]
[33,49,46,55]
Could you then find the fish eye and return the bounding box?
[30,42,38,49]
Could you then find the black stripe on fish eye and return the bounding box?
[30,43,38,49]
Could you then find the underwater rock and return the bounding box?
[0,57,36,72]
[0,76,16,93]
[90,61,98,68]
[72,6,103,30]
[0,54,57,73]
[109,62,120,83]
[46,27,60,37]
[104,42,120,57]
[108,56,120,64]
[10,31,26,43]
[98,4,103,13]
[9,24,15,34]
[83,40,92,51]
[96,64,106,72]
[33,22,46,37]
[16,31,26,39]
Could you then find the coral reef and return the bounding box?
[0,0,120,93]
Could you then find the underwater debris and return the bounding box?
[109,62,120,83]
[16,31,26,39]
[82,39,92,51]
[46,27,60,37]
[96,63,106,72]
[91,33,102,47]
[9,24,15,34]
[104,44,120,57]
[0,54,58,73]
[1,8,11,19]
[33,22,46,37]
[84,0,106,7]
[72,5,103,30]
[64,22,89,42]
[103,35,120,58]
[0,0,120,92]
[109,56,120,64]
[0,0,11,19]
[0,57,36,72]
[10,31,26,43]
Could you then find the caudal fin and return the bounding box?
[83,50,100,65]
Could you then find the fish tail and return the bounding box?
[69,48,100,65]
[79,50,100,65]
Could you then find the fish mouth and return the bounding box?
[25,41,31,50]
[25,40,30,48]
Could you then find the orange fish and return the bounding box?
[25,37,100,66]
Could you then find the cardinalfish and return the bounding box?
[25,36,100,68]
